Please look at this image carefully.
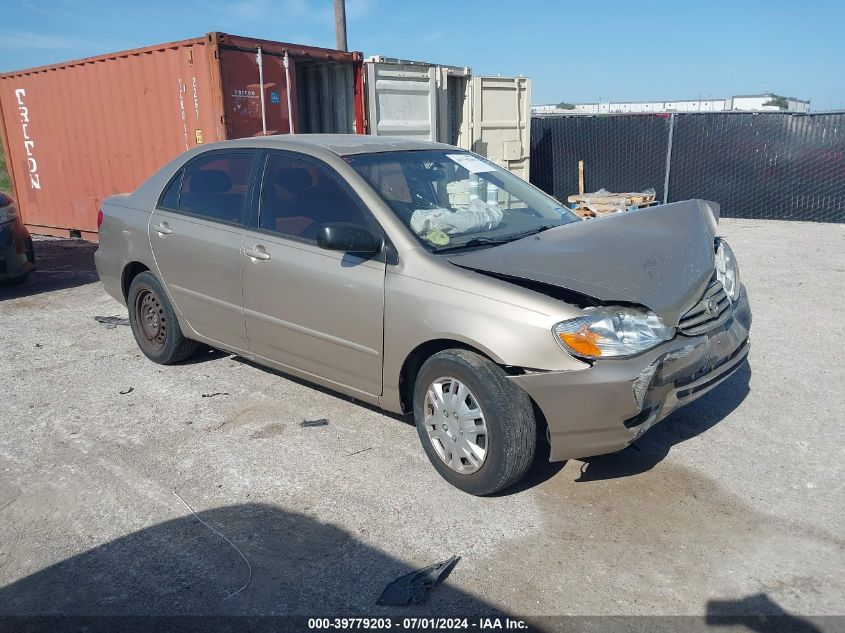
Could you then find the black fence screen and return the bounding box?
[530,112,845,223]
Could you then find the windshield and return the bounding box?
[345,150,579,251]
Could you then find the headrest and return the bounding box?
[190,169,232,194]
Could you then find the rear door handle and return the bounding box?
[153,222,172,236]
[244,245,271,261]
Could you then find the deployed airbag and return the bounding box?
[410,199,503,235]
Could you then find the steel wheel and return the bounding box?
[423,376,488,474]
[133,287,167,352]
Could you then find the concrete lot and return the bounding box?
[0,220,843,621]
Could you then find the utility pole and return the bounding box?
[334,0,348,51]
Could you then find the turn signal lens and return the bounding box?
[559,327,603,357]
[97,209,104,229]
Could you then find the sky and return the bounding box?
[1,0,844,110]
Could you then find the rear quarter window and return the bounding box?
[159,170,183,209]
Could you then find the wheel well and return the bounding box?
[398,339,496,414]
[399,340,550,448]
[121,261,150,301]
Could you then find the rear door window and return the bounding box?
[166,151,257,225]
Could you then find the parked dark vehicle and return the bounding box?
[0,192,35,284]
[96,136,752,495]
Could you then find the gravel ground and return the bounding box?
[0,221,843,622]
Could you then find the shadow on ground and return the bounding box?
[706,593,828,633]
[0,503,506,618]
[575,360,751,482]
[0,238,98,300]
[0,508,830,633]
[233,356,411,425]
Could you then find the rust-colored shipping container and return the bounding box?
[0,32,365,239]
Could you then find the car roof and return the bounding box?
[210,134,457,156]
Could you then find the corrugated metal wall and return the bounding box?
[219,46,294,138]
[0,39,221,236]
[0,33,366,238]
[295,60,356,134]
[471,76,531,182]
[531,112,845,223]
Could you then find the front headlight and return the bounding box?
[715,238,741,301]
[553,307,675,359]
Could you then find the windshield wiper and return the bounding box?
[431,225,560,253]
[523,223,560,236]
[432,236,514,252]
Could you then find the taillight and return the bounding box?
[97,209,104,228]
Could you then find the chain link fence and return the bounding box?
[530,112,845,223]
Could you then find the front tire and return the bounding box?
[127,271,198,364]
[413,349,536,495]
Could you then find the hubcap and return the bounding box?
[423,377,488,474]
[134,288,167,351]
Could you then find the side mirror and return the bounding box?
[316,223,383,255]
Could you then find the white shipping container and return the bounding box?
[364,57,531,180]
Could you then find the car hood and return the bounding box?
[447,199,720,327]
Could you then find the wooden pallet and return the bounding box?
[567,191,658,218]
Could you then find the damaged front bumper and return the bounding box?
[510,287,752,462]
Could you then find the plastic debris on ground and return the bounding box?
[94,315,130,328]
[300,419,329,428]
[376,555,461,606]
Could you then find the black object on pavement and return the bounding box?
[94,315,130,328]
[376,555,460,606]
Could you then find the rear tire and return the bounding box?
[127,271,198,364]
[413,349,536,496]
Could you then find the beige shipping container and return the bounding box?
[364,56,530,181]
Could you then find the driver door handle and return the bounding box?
[153,222,172,236]
[244,246,271,261]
